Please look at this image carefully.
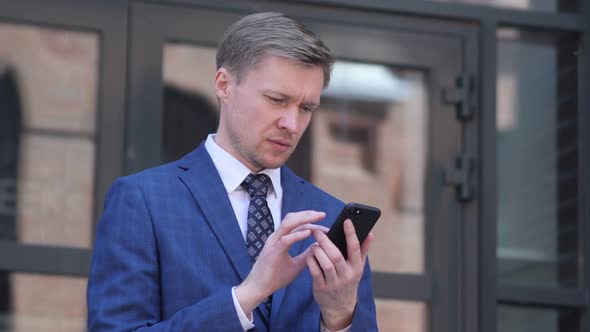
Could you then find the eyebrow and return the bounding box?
[301,101,320,109]
[263,90,320,108]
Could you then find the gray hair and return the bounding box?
[216,12,334,87]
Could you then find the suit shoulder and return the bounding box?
[104,161,184,205]
[113,161,181,186]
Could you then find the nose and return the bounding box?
[277,106,299,134]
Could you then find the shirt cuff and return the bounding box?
[232,286,255,331]
[320,320,352,332]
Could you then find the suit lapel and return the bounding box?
[179,144,271,328]
[270,167,308,325]
[178,144,253,282]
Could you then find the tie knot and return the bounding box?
[241,173,271,198]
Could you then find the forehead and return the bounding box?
[240,56,325,96]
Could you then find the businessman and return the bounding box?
[87,12,378,331]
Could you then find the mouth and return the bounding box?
[268,139,292,152]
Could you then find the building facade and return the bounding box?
[0,0,588,331]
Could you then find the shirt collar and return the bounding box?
[204,134,282,198]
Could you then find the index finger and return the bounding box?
[291,224,330,234]
[275,211,326,238]
[344,219,362,266]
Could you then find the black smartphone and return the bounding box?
[327,202,381,259]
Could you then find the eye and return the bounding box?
[301,104,318,113]
[266,95,285,104]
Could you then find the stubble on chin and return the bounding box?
[249,150,282,171]
[252,147,293,171]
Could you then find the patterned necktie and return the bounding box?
[241,173,274,317]
[241,173,275,261]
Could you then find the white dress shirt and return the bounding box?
[204,134,350,332]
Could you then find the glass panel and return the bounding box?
[498,305,579,332]
[496,29,579,288]
[0,22,98,248]
[0,272,86,332]
[162,43,219,162]
[314,62,427,274]
[375,299,427,332]
[428,0,578,13]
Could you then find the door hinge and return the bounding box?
[445,154,475,202]
[442,73,475,121]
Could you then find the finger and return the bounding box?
[274,229,313,252]
[291,224,329,234]
[274,211,326,238]
[311,244,338,285]
[360,232,375,264]
[343,219,362,267]
[306,249,326,288]
[313,230,348,276]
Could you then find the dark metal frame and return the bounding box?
[498,286,587,308]
[479,17,499,332]
[580,3,590,331]
[0,0,128,276]
[294,0,586,30]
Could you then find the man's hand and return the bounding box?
[235,210,327,316]
[307,219,374,331]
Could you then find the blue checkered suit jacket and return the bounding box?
[87,143,377,331]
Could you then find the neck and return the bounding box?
[213,131,263,173]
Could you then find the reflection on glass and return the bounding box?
[0,272,86,332]
[162,44,219,162]
[17,135,95,247]
[375,299,427,332]
[428,0,578,13]
[498,305,579,332]
[315,61,427,273]
[0,22,98,248]
[496,29,579,288]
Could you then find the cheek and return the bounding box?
[231,93,260,126]
[298,113,313,134]
[242,100,274,141]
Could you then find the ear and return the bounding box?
[215,67,232,101]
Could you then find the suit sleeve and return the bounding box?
[350,258,379,332]
[87,178,244,331]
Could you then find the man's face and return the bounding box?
[215,55,325,171]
